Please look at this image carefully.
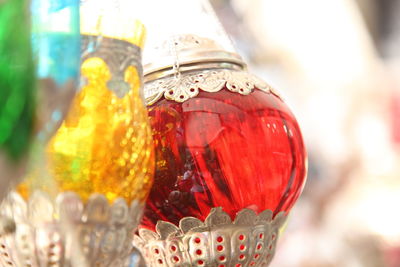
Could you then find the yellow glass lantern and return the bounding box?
[0,8,154,267]
[18,13,154,204]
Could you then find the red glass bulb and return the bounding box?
[141,87,307,230]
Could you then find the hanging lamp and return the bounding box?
[134,1,307,266]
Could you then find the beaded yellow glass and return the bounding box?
[19,20,154,203]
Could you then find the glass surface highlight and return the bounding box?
[141,88,307,229]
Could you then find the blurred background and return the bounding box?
[210,0,400,266]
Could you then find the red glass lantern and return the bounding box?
[142,71,306,228]
[134,34,307,267]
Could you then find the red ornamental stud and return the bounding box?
[135,35,307,267]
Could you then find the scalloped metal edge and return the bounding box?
[144,69,281,106]
[134,207,287,267]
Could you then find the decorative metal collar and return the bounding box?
[144,69,277,106]
[0,191,143,267]
[144,34,246,78]
[134,207,287,267]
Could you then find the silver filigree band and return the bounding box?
[144,69,278,105]
[0,191,143,267]
[134,207,287,267]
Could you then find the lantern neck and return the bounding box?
[143,34,246,82]
[80,2,146,48]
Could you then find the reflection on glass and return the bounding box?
[31,0,80,141]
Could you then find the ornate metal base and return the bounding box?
[134,207,287,267]
[0,191,143,267]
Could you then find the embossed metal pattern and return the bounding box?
[134,207,287,267]
[81,35,142,74]
[0,191,143,267]
[81,35,143,98]
[144,69,279,105]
